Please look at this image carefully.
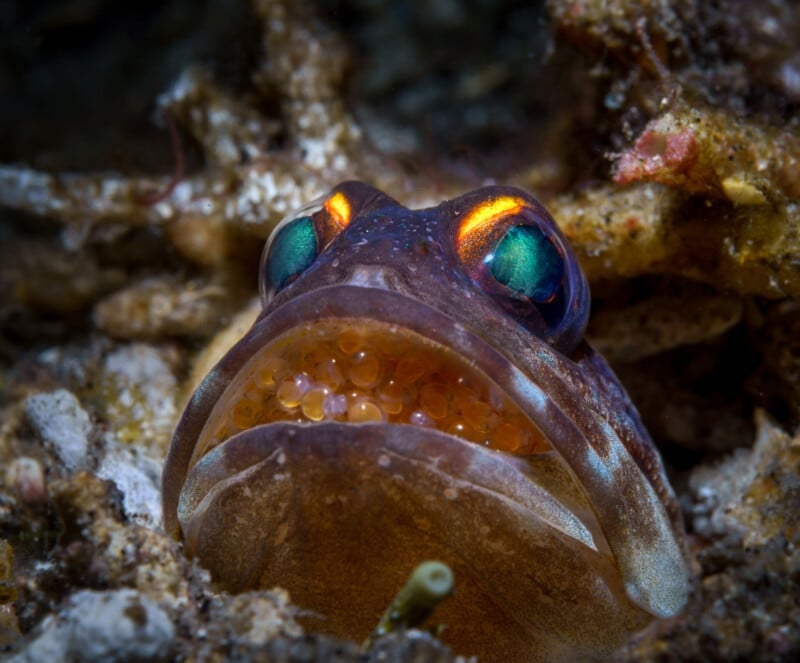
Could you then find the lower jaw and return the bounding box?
[179,420,638,662]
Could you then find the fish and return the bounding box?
[162,181,691,662]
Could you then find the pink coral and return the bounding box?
[614,128,699,186]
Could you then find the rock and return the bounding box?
[100,344,178,452]
[223,590,302,646]
[94,276,231,340]
[24,390,92,472]
[688,448,754,540]
[5,457,47,505]
[689,410,800,545]
[97,444,162,527]
[8,589,175,663]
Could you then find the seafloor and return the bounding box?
[1,0,799,661]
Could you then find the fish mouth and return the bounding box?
[190,316,553,469]
[167,284,611,555]
[165,283,690,629]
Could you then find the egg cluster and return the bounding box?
[199,320,550,458]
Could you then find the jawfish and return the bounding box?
[163,182,691,661]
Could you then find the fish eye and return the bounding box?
[260,190,353,302]
[486,225,565,303]
[263,215,318,295]
[454,190,589,352]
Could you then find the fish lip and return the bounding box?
[178,420,605,557]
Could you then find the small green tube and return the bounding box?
[365,560,454,647]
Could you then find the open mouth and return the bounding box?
[192,318,553,467]
[168,283,689,633]
[175,303,618,598]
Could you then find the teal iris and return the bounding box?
[266,216,318,290]
[489,225,564,302]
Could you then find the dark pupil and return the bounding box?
[489,225,564,302]
[267,216,318,290]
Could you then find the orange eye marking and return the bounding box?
[457,196,526,244]
[324,192,352,230]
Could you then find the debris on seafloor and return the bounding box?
[93,276,233,341]
[544,0,800,300]
[611,102,798,204]
[0,539,19,645]
[4,589,176,663]
[0,0,423,250]
[550,169,800,299]
[97,344,179,452]
[24,390,92,473]
[689,410,799,547]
